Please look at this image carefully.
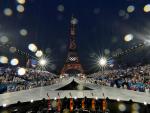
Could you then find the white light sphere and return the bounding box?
[71,18,78,24]
[0,36,9,44]
[28,43,37,52]
[144,101,147,106]
[18,68,26,75]
[117,98,120,102]
[30,99,34,103]
[132,103,140,111]
[16,5,24,13]
[95,97,98,100]
[3,103,7,107]
[98,57,107,67]
[52,100,57,107]
[39,58,47,66]
[9,47,17,53]
[74,96,77,100]
[144,4,150,13]
[57,4,64,12]
[127,5,135,13]
[124,34,133,42]
[10,58,19,66]
[118,103,126,112]
[17,0,26,4]
[20,29,28,36]
[3,8,13,16]
[35,50,43,57]
[0,56,8,64]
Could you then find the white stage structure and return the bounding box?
[0,77,150,106]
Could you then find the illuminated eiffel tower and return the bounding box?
[61,16,84,76]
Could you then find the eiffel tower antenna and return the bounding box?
[61,16,84,76]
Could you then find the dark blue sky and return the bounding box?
[0,0,150,74]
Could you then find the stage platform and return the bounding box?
[0,77,150,106]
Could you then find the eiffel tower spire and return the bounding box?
[61,16,84,75]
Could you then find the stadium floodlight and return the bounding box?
[98,57,107,67]
[38,58,47,67]
[37,56,50,71]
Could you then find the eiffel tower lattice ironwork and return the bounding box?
[61,16,84,75]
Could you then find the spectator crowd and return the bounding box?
[0,67,59,93]
[87,64,150,93]
[0,64,150,94]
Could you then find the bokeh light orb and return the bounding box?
[127,5,135,13]
[0,56,8,64]
[9,47,17,53]
[112,36,117,43]
[124,34,133,42]
[144,4,150,13]
[131,103,140,111]
[35,50,43,57]
[17,68,26,75]
[104,49,110,55]
[3,8,13,16]
[1,111,9,113]
[17,0,26,4]
[20,29,28,36]
[118,103,126,112]
[0,36,9,44]
[28,43,38,52]
[10,58,19,66]
[52,100,57,108]
[57,4,64,12]
[16,5,24,13]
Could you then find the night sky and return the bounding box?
[0,0,150,74]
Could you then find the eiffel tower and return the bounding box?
[61,16,84,76]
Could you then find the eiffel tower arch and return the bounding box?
[61,16,84,76]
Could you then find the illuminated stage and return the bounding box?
[0,77,150,106]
